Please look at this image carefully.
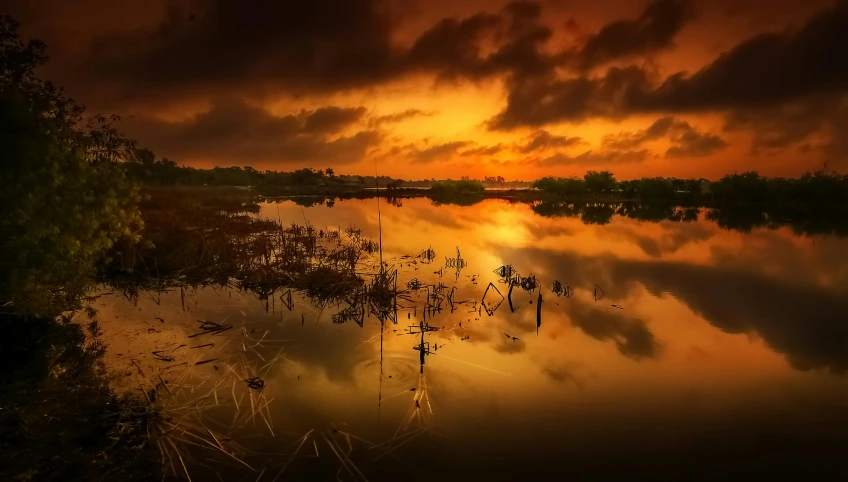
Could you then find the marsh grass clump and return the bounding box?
[102,189,381,307]
[293,265,365,306]
[367,269,403,323]
[429,179,485,196]
[428,179,486,206]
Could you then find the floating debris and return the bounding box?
[188,320,233,338]
[416,246,436,263]
[594,284,606,301]
[332,303,366,327]
[493,264,517,281]
[552,280,564,296]
[536,291,542,335]
[152,350,175,362]
[244,376,266,392]
[481,282,504,316]
[611,304,624,309]
[519,274,538,293]
[194,358,219,366]
[445,247,468,279]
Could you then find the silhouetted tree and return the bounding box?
[1,16,142,315]
[583,170,617,195]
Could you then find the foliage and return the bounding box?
[531,176,588,196]
[583,170,617,195]
[533,168,848,205]
[711,171,848,205]
[0,16,142,316]
[122,157,404,193]
[430,179,486,196]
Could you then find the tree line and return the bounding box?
[532,170,848,205]
[122,154,538,190]
[123,152,402,191]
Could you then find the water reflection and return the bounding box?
[91,196,848,480]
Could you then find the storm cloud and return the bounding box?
[125,99,380,165]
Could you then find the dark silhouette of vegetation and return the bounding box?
[533,169,848,206]
[532,176,588,196]
[122,155,403,194]
[430,179,485,195]
[583,170,618,196]
[1,16,142,316]
[0,16,160,481]
[428,179,486,205]
[102,188,388,310]
[0,313,160,481]
[532,200,848,237]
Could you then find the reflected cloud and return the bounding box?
[542,360,587,387]
[566,299,659,360]
[499,244,848,373]
[603,220,715,258]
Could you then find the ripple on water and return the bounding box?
[353,352,420,386]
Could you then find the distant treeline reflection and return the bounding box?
[531,201,848,237]
[532,170,848,205]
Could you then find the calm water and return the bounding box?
[90,198,848,480]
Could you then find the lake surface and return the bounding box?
[89,197,848,481]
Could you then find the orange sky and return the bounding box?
[3,0,846,179]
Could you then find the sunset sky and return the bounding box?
[3,0,847,179]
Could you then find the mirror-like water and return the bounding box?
[88,197,848,480]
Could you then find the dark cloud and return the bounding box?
[5,0,694,108]
[538,148,649,167]
[125,99,380,165]
[404,12,501,80]
[723,94,848,166]
[571,0,694,70]
[634,2,848,112]
[487,66,654,129]
[400,140,471,163]
[665,127,726,157]
[518,130,585,153]
[369,108,436,126]
[603,116,726,157]
[65,0,560,108]
[302,106,367,133]
[489,3,848,134]
[724,100,829,152]
[7,0,845,165]
[602,116,678,149]
[404,1,557,83]
[459,144,504,156]
[84,0,399,103]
